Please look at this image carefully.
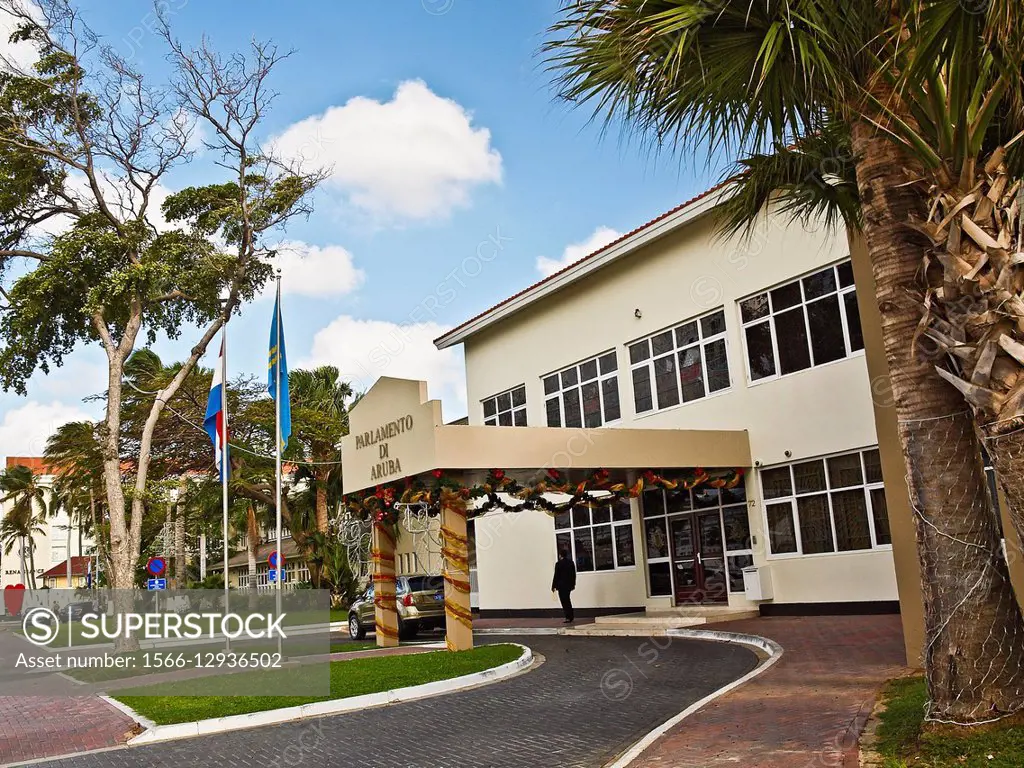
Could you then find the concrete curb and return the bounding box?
[121,643,534,746]
[605,628,785,768]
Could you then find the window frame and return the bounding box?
[739,260,864,386]
[482,384,528,427]
[640,483,752,596]
[543,351,622,429]
[627,307,732,417]
[759,446,891,560]
[554,500,636,573]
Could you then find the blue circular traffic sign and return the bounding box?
[146,557,167,577]
[268,551,285,569]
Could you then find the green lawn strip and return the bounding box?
[874,677,1024,767]
[115,644,522,725]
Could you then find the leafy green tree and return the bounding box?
[545,0,1024,722]
[0,1,323,590]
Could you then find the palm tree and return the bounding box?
[545,0,1024,722]
[0,466,51,588]
[289,366,352,534]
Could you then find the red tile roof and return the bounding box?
[40,556,92,579]
[5,457,53,473]
[434,180,733,347]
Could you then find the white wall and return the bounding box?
[462,209,898,611]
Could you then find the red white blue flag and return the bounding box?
[204,338,228,481]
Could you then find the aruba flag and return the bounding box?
[268,283,291,449]
[204,338,228,480]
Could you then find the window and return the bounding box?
[641,483,752,594]
[554,500,634,572]
[740,260,863,383]
[761,447,891,557]
[544,353,620,428]
[482,385,527,426]
[628,309,730,415]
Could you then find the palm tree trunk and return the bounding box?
[246,506,259,592]
[852,116,1024,722]
[18,535,27,586]
[315,475,329,534]
[27,540,36,589]
[174,479,187,588]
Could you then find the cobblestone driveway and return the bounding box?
[29,635,758,768]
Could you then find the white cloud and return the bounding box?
[0,3,41,71]
[301,315,466,418]
[536,226,623,277]
[0,400,93,461]
[271,80,503,222]
[262,240,365,300]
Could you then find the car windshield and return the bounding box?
[405,576,444,593]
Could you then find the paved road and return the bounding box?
[29,635,758,768]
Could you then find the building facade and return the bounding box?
[436,190,901,617]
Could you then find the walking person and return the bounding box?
[552,547,576,624]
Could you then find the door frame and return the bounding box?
[668,510,729,605]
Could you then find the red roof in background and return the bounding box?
[434,180,733,346]
[40,556,92,579]
[5,456,53,473]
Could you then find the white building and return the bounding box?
[0,457,93,590]
[435,188,902,619]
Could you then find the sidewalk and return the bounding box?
[630,614,907,768]
[0,695,138,765]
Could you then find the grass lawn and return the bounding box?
[874,677,1024,767]
[115,643,522,725]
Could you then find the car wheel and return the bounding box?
[348,613,365,640]
[400,620,419,640]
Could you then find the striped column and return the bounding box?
[441,489,473,651]
[371,521,399,648]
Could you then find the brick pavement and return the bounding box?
[0,696,138,766]
[631,615,907,768]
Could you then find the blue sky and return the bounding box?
[0,0,726,460]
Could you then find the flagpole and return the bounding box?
[220,323,231,652]
[274,271,284,656]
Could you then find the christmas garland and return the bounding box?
[344,466,745,526]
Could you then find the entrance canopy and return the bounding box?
[341,377,751,495]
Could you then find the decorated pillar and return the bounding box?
[371,521,399,648]
[440,488,473,651]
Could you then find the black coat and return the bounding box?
[552,556,577,592]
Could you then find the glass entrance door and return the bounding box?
[668,512,728,605]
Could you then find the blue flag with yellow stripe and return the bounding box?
[268,284,291,449]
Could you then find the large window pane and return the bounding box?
[705,339,730,392]
[572,507,590,528]
[632,367,653,414]
[561,368,578,388]
[643,489,666,517]
[807,295,846,365]
[740,294,769,322]
[580,359,598,382]
[722,506,752,551]
[767,503,797,553]
[693,487,720,509]
[498,411,513,426]
[562,389,582,428]
[679,347,706,402]
[771,281,802,311]
[615,525,636,567]
[832,490,872,551]
[863,449,883,483]
[497,392,511,412]
[652,330,674,356]
[591,506,611,525]
[728,554,753,592]
[573,528,594,571]
[555,531,571,559]
[870,488,892,545]
[581,381,602,428]
[593,525,614,570]
[827,453,863,488]
[701,310,726,337]
[797,495,834,554]
[761,467,793,499]
[665,486,692,513]
[511,386,526,407]
[803,267,837,299]
[599,352,617,374]
[843,292,864,352]
[745,322,776,380]
[775,307,811,374]
[629,340,650,365]
[648,562,672,596]
[837,261,855,287]
[644,518,670,559]
[483,399,496,417]
[554,511,570,530]
[545,397,561,427]
[793,460,827,494]
[543,375,559,395]
[513,409,527,426]
[675,321,699,347]
[654,355,681,409]
[602,377,621,422]
[612,501,632,522]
